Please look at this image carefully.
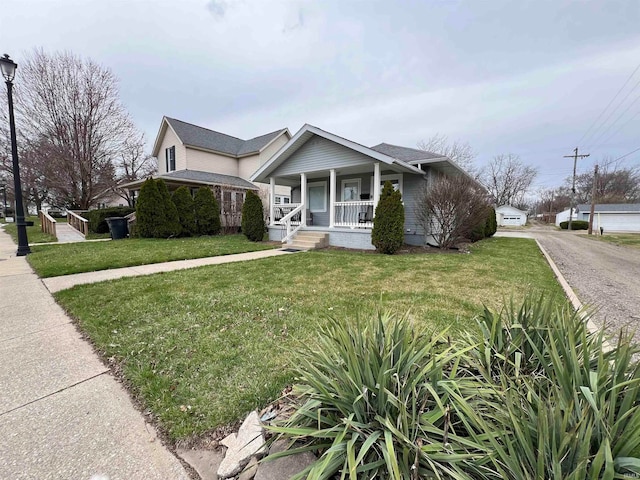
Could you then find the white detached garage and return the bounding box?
[576,204,640,232]
[496,205,527,226]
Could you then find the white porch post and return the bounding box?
[269,177,276,226]
[300,172,307,227]
[373,162,381,212]
[329,169,336,228]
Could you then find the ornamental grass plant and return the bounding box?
[269,296,640,480]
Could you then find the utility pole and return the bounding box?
[588,164,598,235]
[563,147,590,231]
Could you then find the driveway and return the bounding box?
[529,226,640,342]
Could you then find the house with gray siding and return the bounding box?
[251,124,478,249]
[576,203,640,232]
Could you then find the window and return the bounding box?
[341,178,361,201]
[307,181,327,212]
[372,174,403,195]
[274,195,291,205]
[165,146,176,172]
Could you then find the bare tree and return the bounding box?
[10,49,140,209]
[416,174,490,249]
[563,157,640,204]
[480,154,537,207]
[112,133,157,206]
[417,134,477,176]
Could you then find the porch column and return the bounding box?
[269,177,276,226]
[373,162,381,212]
[329,169,336,228]
[300,172,307,227]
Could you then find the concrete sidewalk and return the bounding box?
[0,226,190,480]
[43,248,295,293]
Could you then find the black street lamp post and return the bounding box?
[0,54,30,255]
[0,184,6,219]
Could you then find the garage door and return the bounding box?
[593,213,640,232]
[502,216,522,226]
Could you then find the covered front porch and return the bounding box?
[266,162,385,245]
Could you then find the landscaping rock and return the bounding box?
[254,439,316,480]
[217,411,265,479]
[176,448,224,480]
[238,456,259,480]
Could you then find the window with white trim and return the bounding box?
[371,174,403,195]
[274,195,291,205]
[341,178,361,201]
[307,181,327,213]
[165,146,176,172]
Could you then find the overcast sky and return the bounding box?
[3,0,640,189]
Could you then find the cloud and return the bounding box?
[206,0,228,19]
[282,8,305,34]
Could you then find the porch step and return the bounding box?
[287,231,329,250]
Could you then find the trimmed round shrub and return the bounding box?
[559,220,589,230]
[194,187,221,236]
[83,206,135,234]
[171,186,197,236]
[372,181,404,254]
[241,190,265,242]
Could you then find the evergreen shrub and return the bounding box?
[559,220,589,230]
[241,190,265,242]
[194,187,221,236]
[371,181,404,254]
[171,186,197,236]
[83,206,135,234]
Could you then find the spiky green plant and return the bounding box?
[463,297,640,479]
[268,311,496,480]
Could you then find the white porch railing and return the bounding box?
[334,201,374,228]
[273,203,302,226]
[280,203,305,244]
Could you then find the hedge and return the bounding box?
[83,206,135,234]
[559,220,589,230]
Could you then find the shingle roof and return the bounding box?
[576,203,640,213]
[160,170,258,190]
[370,143,445,162]
[166,117,286,157]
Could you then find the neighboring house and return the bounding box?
[122,117,291,227]
[576,204,640,232]
[555,207,577,226]
[495,205,527,226]
[250,124,479,250]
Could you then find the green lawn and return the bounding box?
[27,234,277,277]
[55,237,567,442]
[3,216,57,244]
[584,233,640,249]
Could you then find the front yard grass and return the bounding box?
[55,237,567,442]
[3,216,57,244]
[27,234,277,277]
[584,232,640,249]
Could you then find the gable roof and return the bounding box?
[251,124,426,182]
[496,205,528,215]
[152,117,289,158]
[576,203,640,213]
[370,143,446,163]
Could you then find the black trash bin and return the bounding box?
[105,217,129,240]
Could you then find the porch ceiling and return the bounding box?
[272,163,414,185]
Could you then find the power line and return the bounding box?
[586,91,640,151]
[611,146,640,163]
[582,75,640,148]
[588,108,640,153]
[577,61,640,147]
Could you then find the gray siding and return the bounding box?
[402,174,428,239]
[271,136,375,177]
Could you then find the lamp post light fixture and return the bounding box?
[0,54,30,255]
